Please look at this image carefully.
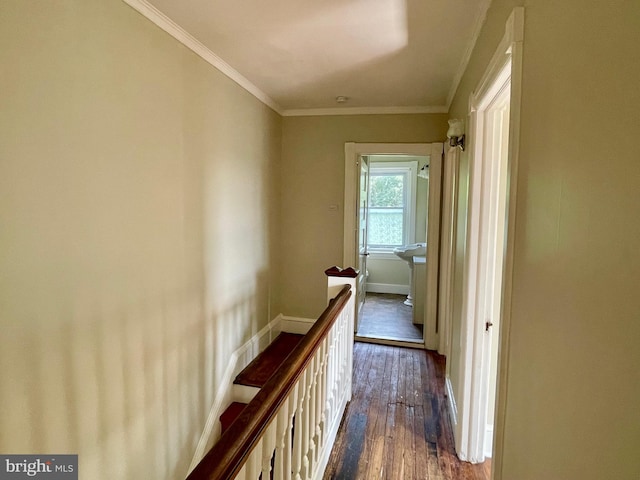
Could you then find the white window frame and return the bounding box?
[367,161,418,254]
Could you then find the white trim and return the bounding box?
[445,0,492,109]
[367,251,404,260]
[280,315,315,335]
[121,0,282,114]
[438,146,461,357]
[459,74,510,464]
[493,8,524,479]
[187,314,284,473]
[454,6,524,471]
[120,0,489,118]
[484,425,494,458]
[365,283,410,295]
[282,105,447,117]
[424,143,443,350]
[470,9,524,112]
[354,335,425,350]
[446,375,458,429]
[343,143,358,269]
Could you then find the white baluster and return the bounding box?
[262,420,277,479]
[246,438,262,479]
[326,327,336,419]
[335,316,342,392]
[236,463,248,480]
[284,394,296,480]
[309,350,320,466]
[274,400,288,480]
[340,311,347,389]
[301,357,313,479]
[347,299,354,400]
[334,324,341,420]
[292,379,304,480]
[317,339,327,450]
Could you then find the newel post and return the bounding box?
[325,266,358,334]
[324,266,358,303]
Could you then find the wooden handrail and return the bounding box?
[187,284,353,480]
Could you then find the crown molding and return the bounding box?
[282,105,448,117]
[445,0,492,110]
[122,0,283,114]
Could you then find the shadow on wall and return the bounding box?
[0,2,281,477]
[4,273,270,479]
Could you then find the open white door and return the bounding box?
[356,156,369,331]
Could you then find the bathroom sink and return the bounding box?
[393,243,426,264]
[393,243,426,306]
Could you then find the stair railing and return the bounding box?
[187,268,357,480]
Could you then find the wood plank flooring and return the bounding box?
[323,342,491,480]
[357,293,423,343]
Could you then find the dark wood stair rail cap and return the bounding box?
[187,284,353,480]
[324,266,359,278]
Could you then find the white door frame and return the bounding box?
[438,145,461,358]
[344,142,443,350]
[454,7,524,469]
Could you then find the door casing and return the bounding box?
[344,142,443,350]
[449,7,524,475]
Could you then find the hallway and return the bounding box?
[323,342,490,480]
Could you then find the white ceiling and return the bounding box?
[137,0,490,114]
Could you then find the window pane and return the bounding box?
[368,208,404,246]
[368,172,406,247]
[369,174,404,207]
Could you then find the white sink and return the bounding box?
[393,243,426,306]
[393,243,426,265]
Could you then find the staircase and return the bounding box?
[220,333,304,433]
[187,266,358,480]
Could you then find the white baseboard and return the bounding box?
[445,375,458,430]
[280,315,315,335]
[366,282,409,295]
[187,314,284,474]
[484,425,494,458]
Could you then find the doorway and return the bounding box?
[358,155,425,344]
[343,143,444,350]
[450,7,524,471]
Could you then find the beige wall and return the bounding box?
[0,1,281,479]
[448,1,640,478]
[279,114,448,318]
[366,257,409,289]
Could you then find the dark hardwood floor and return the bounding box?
[323,342,491,480]
[357,293,423,343]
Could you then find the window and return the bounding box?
[367,161,417,251]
